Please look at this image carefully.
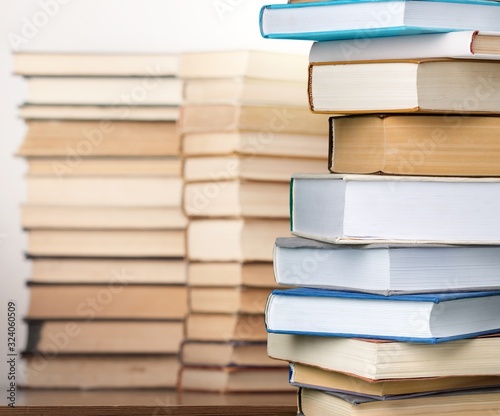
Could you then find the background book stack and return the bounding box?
[260,0,500,414]
[177,50,329,392]
[14,53,188,389]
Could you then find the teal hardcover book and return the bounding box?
[260,0,500,41]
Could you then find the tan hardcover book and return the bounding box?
[21,205,187,230]
[187,314,266,342]
[330,114,500,176]
[27,229,185,257]
[182,341,284,367]
[180,366,294,393]
[26,176,182,207]
[184,181,289,218]
[26,158,182,177]
[290,363,500,397]
[27,284,188,319]
[187,262,277,288]
[179,104,329,134]
[23,355,179,389]
[30,258,187,285]
[189,287,270,314]
[182,130,327,159]
[187,219,289,262]
[26,320,184,354]
[18,120,180,157]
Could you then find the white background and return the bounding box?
[0,0,311,398]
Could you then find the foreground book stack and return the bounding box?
[260,0,500,413]
[176,50,329,392]
[14,53,188,389]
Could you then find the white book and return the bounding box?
[290,174,500,244]
[309,31,500,62]
[274,237,500,294]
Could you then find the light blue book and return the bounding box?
[260,0,500,41]
[265,287,500,343]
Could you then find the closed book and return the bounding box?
[265,288,500,343]
[180,366,294,393]
[188,262,277,288]
[25,319,184,354]
[188,219,289,262]
[184,181,290,218]
[18,104,180,121]
[274,237,500,294]
[290,174,500,244]
[308,60,500,114]
[259,0,500,41]
[182,341,284,367]
[24,76,182,106]
[328,114,500,176]
[290,363,500,398]
[22,354,179,389]
[18,120,180,157]
[298,388,500,416]
[268,333,500,379]
[27,284,188,320]
[309,31,500,63]
[14,53,179,76]
[187,314,267,342]
[189,286,270,314]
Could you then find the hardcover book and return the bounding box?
[260,0,500,41]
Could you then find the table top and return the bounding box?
[1,389,298,416]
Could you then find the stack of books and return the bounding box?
[261,0,500,413]
[15,53,188,389]
[176,50,330,392]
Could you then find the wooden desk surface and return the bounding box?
[1,389,298,416]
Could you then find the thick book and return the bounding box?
[273,237,500,295]
[259,0,500,41]
[290,363,500,398]
[188,219,289,262]
[290,174,500,244]
[22,355,179,389]
[328,114,500,176]
[308,60,500,114]
[30,258,187,285]
[13,53,179,76]
[27,284,188,319]
[268,333,500,379]
[18,120,180,157]
[187,314,267,342]
[298,387,500,416]
[179,104,329,135]
[21,205,187,230]
[27,229,185,257]
[189,286,270,314]
[188,262,278,288]
[180,366,294,393]
[25,319,184,354]
[24,76,182,106]
[184,155,326,183]
[265,288,500,343]
[18,104,180,121]
[310,31,500,62]
[182,130,326,159]
[182,341,284,367]
[26,176,182,207]
[184,181,290,218]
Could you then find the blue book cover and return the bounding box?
[265,288,500,343]
[260,0,500,42]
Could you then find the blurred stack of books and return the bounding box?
[15,53,188,389]
[176,50,329,392]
